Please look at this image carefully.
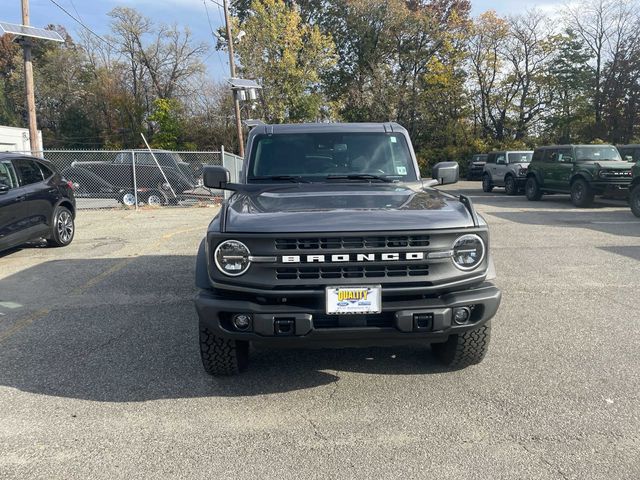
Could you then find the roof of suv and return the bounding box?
[534,144,616,149]
[0,152,54,165]
[0,152,31,160]
[488,150,533,154]
[249,122,408,135]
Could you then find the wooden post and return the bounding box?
[223,0,244,158]
[21,0,39,155]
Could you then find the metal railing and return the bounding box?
[15,149,243,210]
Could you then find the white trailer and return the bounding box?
[0,125,43,153]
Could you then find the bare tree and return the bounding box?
[468,11,510,140]
[504,11,555,140]
[107,7,208,100]
[565,0,638,133]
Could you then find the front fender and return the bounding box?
[570,171,592,184]
[526,171,542,184]
[195,238,211,289]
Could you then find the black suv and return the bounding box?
[525,145,633,207]
[0,153,76,253]
[466,154,487,180]
[619,145,640,217]
[194,123,501,375]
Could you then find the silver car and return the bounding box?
[482,150,533,195]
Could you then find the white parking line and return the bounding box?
[0,302,22,310]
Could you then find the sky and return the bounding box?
[3,0,565,80]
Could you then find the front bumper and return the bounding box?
[515,176,528,186]
[591,180,631,197]
[194,283,501,347]
[467,167,485,179]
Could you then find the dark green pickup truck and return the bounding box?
[618,145,640,217]
[525,145,634,207]
[631,163,640,217]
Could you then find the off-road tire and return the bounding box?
[630,185,640,218]
[47,206,75,247]
[482,174,493,193]
[432,322,491,368]
[199,327,249,376]
[525,177,542,201]
[504,175,518,195]
[570,178,594,208]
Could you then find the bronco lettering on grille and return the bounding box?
[281,252,426,263]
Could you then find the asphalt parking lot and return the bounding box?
[1,181,638,479]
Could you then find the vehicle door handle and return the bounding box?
[16,195,26,201]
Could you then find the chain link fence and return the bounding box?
[21,149,243,210]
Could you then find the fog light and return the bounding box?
[232,314,252,331]
[453,307,471,325]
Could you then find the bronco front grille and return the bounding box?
[276,264,429,280]
[274,235,430,250]
[599,170,632,178]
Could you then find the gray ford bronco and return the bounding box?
[194,123,501,375]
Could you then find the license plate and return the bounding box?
[326,286,382,315]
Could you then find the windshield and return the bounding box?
[248,132,418,182]
[508,152,532,163]
[574,146,621,162]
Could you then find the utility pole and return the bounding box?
[222,0,245,157]
[21,0,39,154]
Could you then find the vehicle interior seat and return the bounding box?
[0,164,14,188]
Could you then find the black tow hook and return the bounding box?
[274,318,295,336]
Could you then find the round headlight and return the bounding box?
[452,234,485,271]
[214,240,251,276]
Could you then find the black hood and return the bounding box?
[223,183,476,233]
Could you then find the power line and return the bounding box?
[47,0,115,49]
[203,0,229,73]
[67,0,82,22]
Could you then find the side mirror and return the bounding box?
[625,155,634,162]
[0,183,9,194]
[432,162,459,185]
[203,165,231,189]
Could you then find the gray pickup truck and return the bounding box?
[194,123,501,375]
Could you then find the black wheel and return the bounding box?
[570,178,594,207]
[432,322,491,368]
[199,326,249,376]
[47,206,75,247]
[482,174,493,192]
[630,185,640,218]
[504,175,518,195]
[525,177,542,201]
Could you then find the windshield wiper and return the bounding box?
[249,175,310,183]
[325,174,397,183]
